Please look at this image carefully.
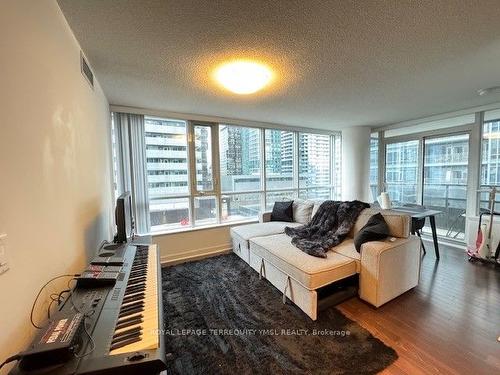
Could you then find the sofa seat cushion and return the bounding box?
[249,234,357,290]
[330,239,361,272]
[231,222,302,241]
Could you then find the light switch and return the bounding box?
[0,234,9,275]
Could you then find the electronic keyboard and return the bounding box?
[10,243,167,375]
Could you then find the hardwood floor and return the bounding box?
[338,241,500,375]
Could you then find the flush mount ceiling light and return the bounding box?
[477,86,500,96]
[214,60,273,95]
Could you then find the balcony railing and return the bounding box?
[422,183,467,241]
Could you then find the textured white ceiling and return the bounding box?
[58,0,500,131]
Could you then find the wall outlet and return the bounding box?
[0,234,9,275]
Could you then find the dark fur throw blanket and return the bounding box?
[285,200,369,258]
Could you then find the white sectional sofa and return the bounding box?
[230,201,421,320]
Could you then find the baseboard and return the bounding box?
[422,237,465,250]
[160,243,232,266]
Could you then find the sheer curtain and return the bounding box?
[114,112,150,234]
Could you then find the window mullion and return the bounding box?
[260,128,266,213]
[417,137,424,205]
[469,111,482,215]
[212,124,222,224]
[294,131,299,198]
[187,121,196,227]
[330,135,334,199]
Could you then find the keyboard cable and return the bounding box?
[30,274,80,329]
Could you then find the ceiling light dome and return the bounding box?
[214,60,273,95]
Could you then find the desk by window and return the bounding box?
[391,206,442,259]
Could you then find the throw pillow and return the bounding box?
[354,213,390,252]
[271,201,294,222]
[293,199,314,224]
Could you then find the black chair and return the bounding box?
[403,204,427,255]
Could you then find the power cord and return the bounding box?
[99,239,110,249]
[30,274,80,329]
[47,289,71,319]
[0,354,22,370]
[4,274,99,369]
[67,282,96,359]
[73,315,96,359]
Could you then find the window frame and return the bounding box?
[380,123,475,244]
[186,121,220,227]
[381,124,474,203]
[218,124,263,223]
[140,116,341,234]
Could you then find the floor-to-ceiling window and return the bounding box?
[126,115,342,233]
[422,134,469,240]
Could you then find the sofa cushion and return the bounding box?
[231,222,302,241]
[310,199,324,219]
[249,233,357,290]
[293,199,314,224]
[330,238,361,271]
[271,201,294,222]
[349,208,410,239]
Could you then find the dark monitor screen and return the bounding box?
[115,192,134,243]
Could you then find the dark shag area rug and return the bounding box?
[161,254,397,375]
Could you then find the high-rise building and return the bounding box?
[299,133,331,187]
[280,131,294,175]
[144,117,190,200]
[144,117,211,227]
[265,129,282,174]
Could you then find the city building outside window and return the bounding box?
[145,117,191,231]
[219,125,262,222]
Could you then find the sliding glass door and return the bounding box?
[384,132,470,242]
[385,140,419,205]
[422,134,469,240]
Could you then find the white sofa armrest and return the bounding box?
[359,236,421,307]
[260,211,272,223]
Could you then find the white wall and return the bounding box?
[0,1,113,371]
[341,126,371,202]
